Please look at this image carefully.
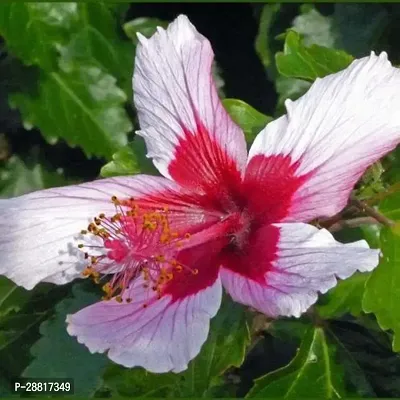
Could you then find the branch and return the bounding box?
[328,216,379,233]
[350,197,394,227]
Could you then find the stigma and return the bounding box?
[77,196,195,305]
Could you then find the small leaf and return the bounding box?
[100,137,157,177]
[223,99,272,145]
[247,327,346,398]
[255,4,281,72]
[363,227,400,352]
[317,273,369,319]
[276,30,353,81]
[0,277,31,317]
[23,283,108,396]
[0,155,69,198]
[123,17,168,44]
[10,66,131,159]
[0,3,78,70]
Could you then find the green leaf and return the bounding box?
[10,66,131,159]
[223,99,272,145]
[58,3,134,98]
[0,155,68,197]
[23,283,108,396]
[123,17,168,44]
[0,3,78,70]
[247,327,346,398]
[100,137,158,177]
[328,324,376,397]
[363,227,400,352]
[317,273,369,319]
[292,4,388,58]
[329,320,400,397]
[0,277,31,317]
[0,312,48,352]
[276,30,353,81]
[332,4,389,58]
[180,298,250,396]
[103,365,178,398]
[255,4,281,72]
[379,191,400,221]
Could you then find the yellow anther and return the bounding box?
[184,233,191,239]
[143,221,156,230]
[78,244,84,249]
[99,213,106,219]
[111,213,121,223]
[82,267,93,277]
[192,268,199,275]
[111,195,120,205]
[155,255,165,262]
[116,296,123,303]
[80,230,88,235]
[94,217,101,225]
[160,234,170,244]
[175,265,183,272]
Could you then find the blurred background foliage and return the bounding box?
[1,2,400,398]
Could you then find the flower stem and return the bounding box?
[328,216,379,233]
[350,196,394,227]
[366,182,400,205]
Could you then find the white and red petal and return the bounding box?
[0,175,219,290]
[220,223,378,318]
[133,15,247,208]
[67,242,224,373]
[248,52,400,222]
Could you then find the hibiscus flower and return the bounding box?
[1,15,400,373]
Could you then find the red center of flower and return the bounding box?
[78,196,196,305]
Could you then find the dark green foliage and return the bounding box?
[1,3,400,398]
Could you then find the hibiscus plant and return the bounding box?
[1,3,400,398]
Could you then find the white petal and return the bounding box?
[67,276,222,373]
[221,222,379,318]
[0,176,190,290]
[248,52,400,221]
[133,15,247,187]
